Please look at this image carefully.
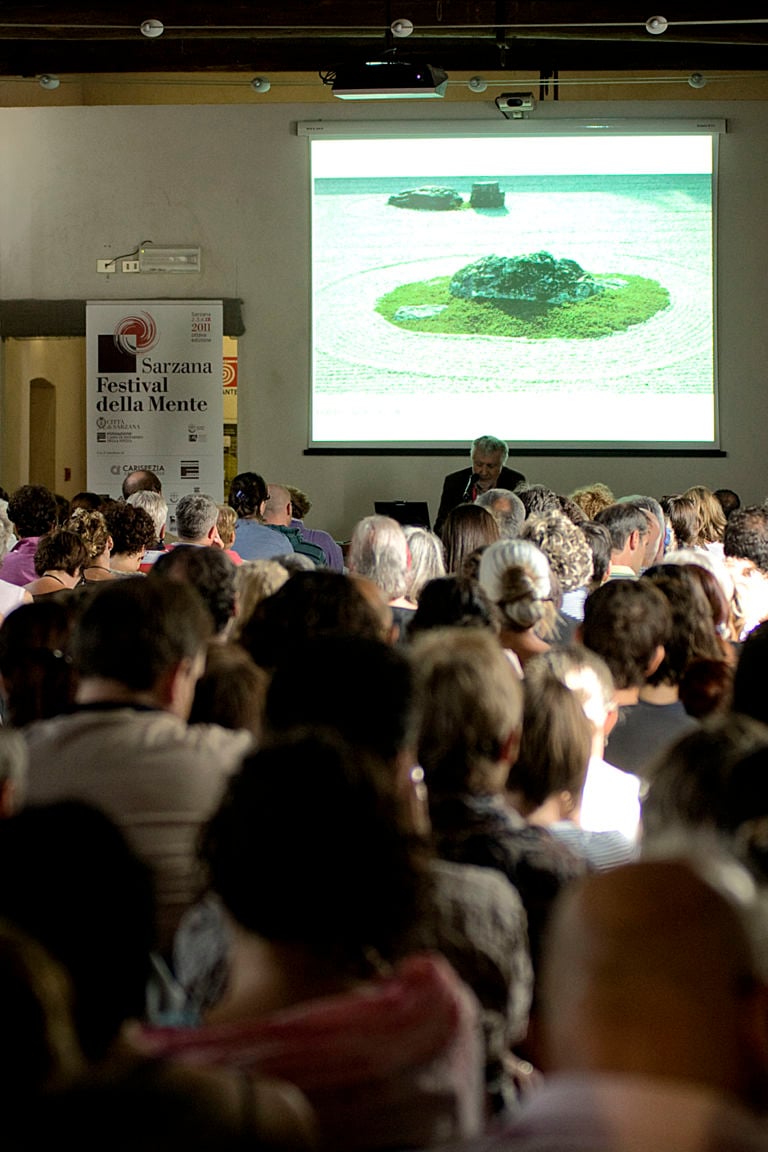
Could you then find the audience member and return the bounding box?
[478,538,558,659]
[213,504,242,567]
[617,493,665,568]
[127,490,169,570]
[515,484,561,519]
[685,483,728,559]
[582,578,670,705]
[25,529,88,596]
[22,579,252,951]
[732,619,768,726]
[661,493,698,550]
[475,489,526,538]
[507,664,617,871]
[0,599,78,727]
[569,481,615,520]
[226,558,289,643]
[0,501,32,618]
[121,469,162,498]
[537,644,641,842]
[188,641,268,740]
[475,860,768,1149]
[412,628,582,972]
[715,487,741,519]
[262,483,326,566]
[148,731,485,1151]
[521,509,593,626]
[150,545,237,637]
[102,501,157,574]
[228,472,294,561]
[69,491,104,512]
[65,509,116,582]
[239,569,382,670]
[172,494,223,549]
[347,514,415,638]
[402,525,446,604]
[285,485,344,572]
[581,520,612,592]
[409,575,498,637]
[642,714,768,855]
[594,501,654,579]
[0,485,58,586]
[441,504,501,576]
[724,505,768,638]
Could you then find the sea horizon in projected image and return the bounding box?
[311,159,715,447]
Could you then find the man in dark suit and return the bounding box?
[434,435,525,535]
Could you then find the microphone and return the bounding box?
[462,473,480,501]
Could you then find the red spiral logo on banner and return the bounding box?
[222,357,238,388]
[113,312,158,356]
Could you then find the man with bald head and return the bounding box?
[466,859,768,1150]
[122,468,162,498]
[262,483,326,566]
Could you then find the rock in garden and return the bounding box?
[449,251,604,305]
[393,305,449,321]
[470,182,505,209]
[388,186,464,211]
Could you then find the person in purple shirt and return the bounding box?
[0,485,58,587]
[286,484,344,572]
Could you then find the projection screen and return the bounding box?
[300,118,724,453]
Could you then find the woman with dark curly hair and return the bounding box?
[102,502,156,575]
[25,531,89,597]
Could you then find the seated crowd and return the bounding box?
[1,463,768,1151]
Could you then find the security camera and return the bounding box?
[495,92,536,118]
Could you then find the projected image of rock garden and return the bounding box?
[378,241,669,340]
[309,132,717,445]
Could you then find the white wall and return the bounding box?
[1,100,768,537]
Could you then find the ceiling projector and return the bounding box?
[332,60,449,100]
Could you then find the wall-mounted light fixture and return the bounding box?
[139,244,201,273]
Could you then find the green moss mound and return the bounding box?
[376,273,670,339]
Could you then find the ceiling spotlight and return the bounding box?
[390,19,414,37]
[468,76,488,93]
[645,15,669,34]
[140,19,165,38]
[250,77,271,93]
[38,74,60,90]
[688,72,707,89]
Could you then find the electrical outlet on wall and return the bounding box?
[96,259,114,273]
[122,260,140,273]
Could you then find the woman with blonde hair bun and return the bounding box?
[478,539,558,663]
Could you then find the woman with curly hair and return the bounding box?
[65,509,115,582]
[102,502,156,575]
[25,531,89,597]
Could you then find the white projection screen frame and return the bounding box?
[300,118,724,453]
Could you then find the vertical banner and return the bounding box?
[86,301,224,511]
